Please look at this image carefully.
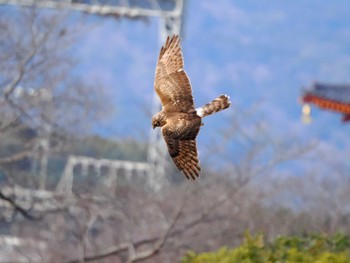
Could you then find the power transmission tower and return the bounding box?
[147,1,186,191]
[2,0,186,191]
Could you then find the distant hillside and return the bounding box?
[68,135,148,162]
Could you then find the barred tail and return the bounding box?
[196,94,231,118]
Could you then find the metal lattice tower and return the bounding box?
[147,0,185,191]
[1,0,186,191]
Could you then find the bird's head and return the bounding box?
[152,119,160,129]
[152,112,166,129]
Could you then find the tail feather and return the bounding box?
[196,94,231,118]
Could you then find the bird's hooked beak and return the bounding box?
[152,121,157,129]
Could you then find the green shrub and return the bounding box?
[181,232,350,263]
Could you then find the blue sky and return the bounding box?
[75,1,350,158]
[7,1,346,175]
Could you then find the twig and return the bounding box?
[65,187,188,263]
[128,198,185,263]
[0,190,40,220]
[0,151,32,165]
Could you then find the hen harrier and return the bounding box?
[152,34,231,180]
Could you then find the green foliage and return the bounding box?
[182,232,350,263]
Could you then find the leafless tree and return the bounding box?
[0,7,110,190]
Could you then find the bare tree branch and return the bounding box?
[3,21,50,99]
[0,190,40,220]
[63,177,251,263]
[128,198,184,263]
[0,150,32,165]
[64,187,188,263]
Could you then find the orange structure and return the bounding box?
[301,83,350,122]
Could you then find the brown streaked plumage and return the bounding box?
[152,34,231,180]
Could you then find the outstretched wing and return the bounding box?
[154,34,195,111]
[164,137,201,180]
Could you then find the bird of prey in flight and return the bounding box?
[152,35,231,179]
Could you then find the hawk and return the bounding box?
[152,34,231,180]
